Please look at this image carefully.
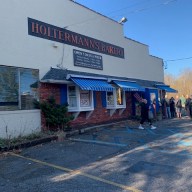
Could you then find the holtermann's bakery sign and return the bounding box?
[28,18,124,58]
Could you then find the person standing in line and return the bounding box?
[152,99,157,120]
[185,94,191,118]
[138,99,157,130]
[180,95,186,116]
[165,95,171,118]
[176,97,182,118]
[161,96,167,119]
[188,95,192,118]
[170,97,176,118]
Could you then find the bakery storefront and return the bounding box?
[0,0,173,137]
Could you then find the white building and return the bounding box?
[0,0,176,138]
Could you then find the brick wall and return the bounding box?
[70,92,132,129]
[40,83,61,103]
[39,83,61,131]
[39,83,133,131]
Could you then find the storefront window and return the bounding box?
[0,66,39,111]
[116,88,124,105]
[68,86,77,108]
[80,90,91,107]
[107,91,114,107]
[107,88,125,108]
[68,86,93,111]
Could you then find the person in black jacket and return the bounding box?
[169,97,176,118]
[185,95,191,117]
[190,96,192,118]
[139,99,156,130]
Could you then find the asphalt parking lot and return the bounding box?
[1,117,192,192]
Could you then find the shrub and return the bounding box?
[35,96,74,131]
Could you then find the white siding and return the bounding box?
[0,110,41,139]
[0,0,164,138]
[0,0,164,81]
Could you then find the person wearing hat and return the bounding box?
[138,99,157,130]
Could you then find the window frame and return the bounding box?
[67,85,78,110]
[67,85,94,112]
[106,87,126,109]
[0,65,39,111]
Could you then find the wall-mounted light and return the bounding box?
[118,17,128,24]
[52,42,58,48]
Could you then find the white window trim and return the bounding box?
[67,85,78,111]
[106,88,126,109]
[67,85,94,112]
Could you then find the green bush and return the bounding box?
[35,96,74,131]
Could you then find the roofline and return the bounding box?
[69,0,122,25]
[155,83,170,86]
[149,55,163,60]
[108,78,136,83]
[66,74,108,80]
[41,79,71,84]
[124,36,148,47]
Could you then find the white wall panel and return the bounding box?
[0,110,41,139]
[0,0,164,82]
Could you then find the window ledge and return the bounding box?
[105,108,116,116]
[69,109,94,120]
[106,106,126,110]
[119,108,125,115]
[106,107,126,116]
[68,108,93,112]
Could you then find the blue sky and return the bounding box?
[75,0,192,76]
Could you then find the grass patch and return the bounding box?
[0,132,54,149]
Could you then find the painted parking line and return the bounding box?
[10,153,142,192]
[103,127,162,136]
[137,139,192,158]
[69,138,127,147]
[92,134,98,140]
[126,126,134,133]
[167,129,176,134]
[114,136,122,144]
[178,139,192,147]
[146,129,158,135]
[103,128,129,133]
[103,128,147,135]
[143,147,192,158]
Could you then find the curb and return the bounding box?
[0,135,58,152]
[65,119,131,137]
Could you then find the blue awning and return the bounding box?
[155,84,177,93]
[71,77,115,91]
[113,80,145,92]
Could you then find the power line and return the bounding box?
[165,56,192,62]
[109,0,178,19]
[106,0,150,15]
[68,0,178,28]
